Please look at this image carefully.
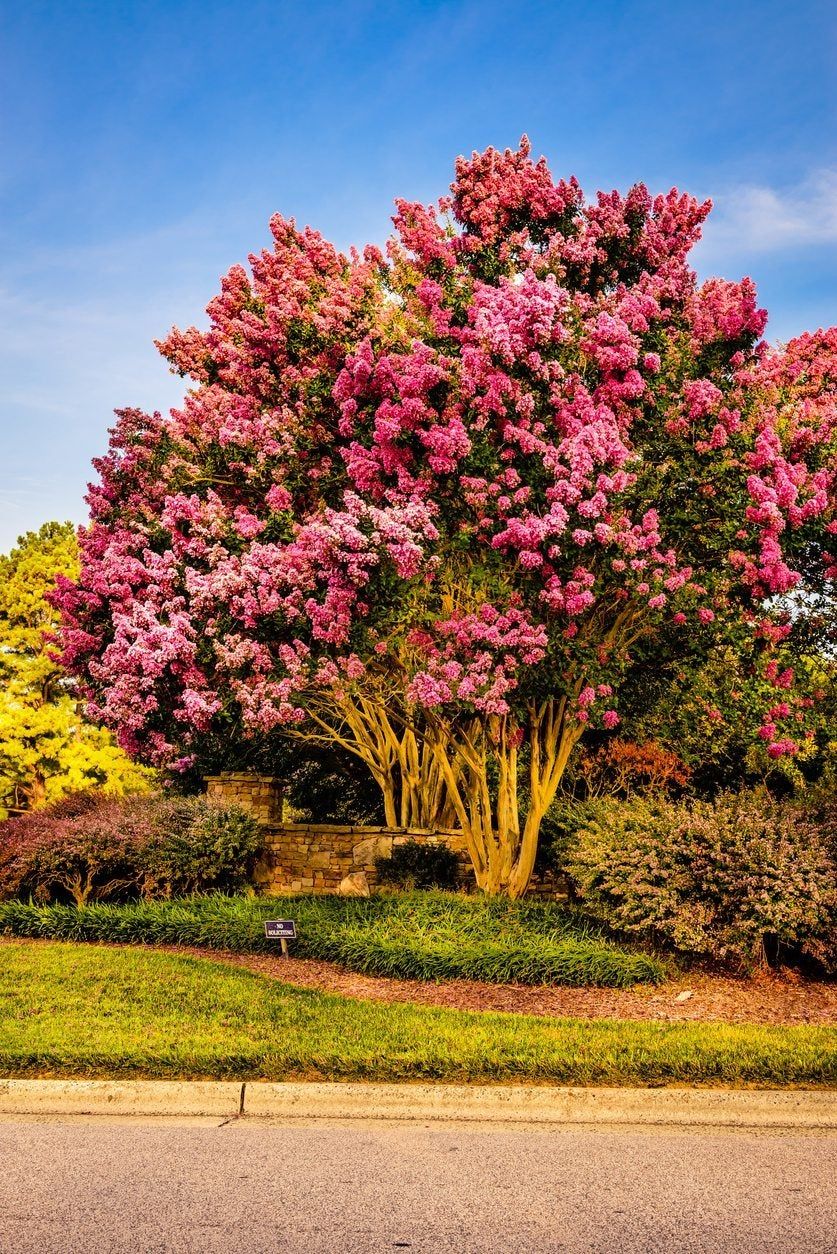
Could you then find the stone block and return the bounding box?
[352,835,393,865]
[338,870,370,897]
[204,773,284,825]
[246,820,475,897]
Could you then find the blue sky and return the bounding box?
[1,0,835,550]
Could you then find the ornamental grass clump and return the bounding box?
[565,792,837,969]
[0,891,667,986]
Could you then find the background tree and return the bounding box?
[0,523,151,816]
[57,142,837,895]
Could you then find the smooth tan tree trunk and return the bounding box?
[289,690,582,897]
[289,695,456,832]
[427,700,583,898]
[25,770,47,811]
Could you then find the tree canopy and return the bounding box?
[0,522,151,815]
[56,139,837,893]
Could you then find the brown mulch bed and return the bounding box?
[5,936,835,1025]
[158,944,837,1026]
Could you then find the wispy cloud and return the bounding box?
[699,169,837,260]
[0,217,221,549]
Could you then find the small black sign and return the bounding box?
[264,919,297,940]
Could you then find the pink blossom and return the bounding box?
[767,739,798,759]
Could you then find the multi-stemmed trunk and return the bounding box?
[291,685,582,898]
[284,599,641,896]
[426,699,583,898]
[291,691,458,832]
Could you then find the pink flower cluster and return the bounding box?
[407,606,547,715]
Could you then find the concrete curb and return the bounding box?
[1,1079,836,1126]
[244,1082,837,1127]
[0,1079,243,1118]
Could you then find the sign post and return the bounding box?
[264,919,297,958]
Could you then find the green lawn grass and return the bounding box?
[1,940,834,1086]
[0,892,666,987]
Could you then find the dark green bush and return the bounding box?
[375,839,460,890]
[142,797,262,896]
[536,796,596,875]
[282,751,385,824]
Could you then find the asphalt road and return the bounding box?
[1,1118,836,1253]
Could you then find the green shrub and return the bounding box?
[282,751,385,824]
[564,791,837,970]
[800,792,837,867]
[0,891,667,987]
[0,793,262,903]
[537,795,597,874]
[142,797,262,896]
[375,839,460,890]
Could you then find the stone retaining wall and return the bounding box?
[253,824,471,894]
[205,772,567,898]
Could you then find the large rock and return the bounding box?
[352,836,393,866]
[338,870,370,897]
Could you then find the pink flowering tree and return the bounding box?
[56,140,837,896]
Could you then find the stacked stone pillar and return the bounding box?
[204,773,284,825]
